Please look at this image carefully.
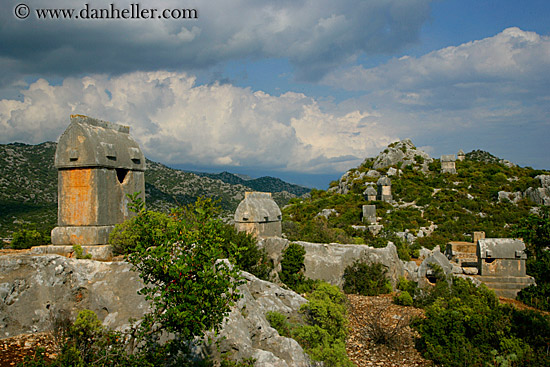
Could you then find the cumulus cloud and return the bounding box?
[321,28,550,166]
[0,71,395,173]
[0,0,432,84]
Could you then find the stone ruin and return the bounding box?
[476,238,535,298]
[446,232,535,297]
[457,149,465,161]
[234,192,282,238]
[376,176,392,202]
[362,204,377,224]
[440,154,457,174]
[51,115,145,246]
[363,184,377,201]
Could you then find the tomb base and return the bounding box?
[51,225,115,246]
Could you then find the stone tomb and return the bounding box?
[376,176,392,202]
[362,205,377,224]
[363,184,377,201]
[476,238,535,298]
[234,192,282,238]
[441,154,457,174]
[51,115,145,246]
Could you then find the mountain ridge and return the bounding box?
[0,142,309,237]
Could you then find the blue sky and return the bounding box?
[1,0,549,188]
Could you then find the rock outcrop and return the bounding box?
[259,238,406,287]
[0,253,316,366]
[524,175,550,206]
[205,271,316,367]
[372,139,432,171]
[0,254,148,338]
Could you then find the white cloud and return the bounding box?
[320,28,550,167]
[324,27,550,94]
[0,71,396,173]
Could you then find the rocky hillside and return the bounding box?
[0,142,308,237]
[194,171,311,197]
[283,139,550,258]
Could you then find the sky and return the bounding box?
[1,0,549,188]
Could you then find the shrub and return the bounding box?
[393,291,413,306]
[266,311,292,337]
[343,261,392,296]
[280,242,308,291]
[126,196,243,357]
[11,228,48,249]
[412,277,550,367]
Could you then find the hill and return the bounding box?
[0,142,308,238]
[194,171,311,196]
[282,139,550,259]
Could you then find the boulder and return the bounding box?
[372,139,432,170]
[204,272,315,367]
[296,241,405,287]
[525,175,550,206]
[0,253,317,366]
[0,254,148,338]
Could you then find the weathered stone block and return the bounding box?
[362,204,377,224]
[52,115,145,246]
[235,192,282,238]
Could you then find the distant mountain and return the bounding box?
[194,171,311,196]
[0,142,308,237]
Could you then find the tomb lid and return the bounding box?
[55,115,145,171]
[363,185,377,195]
[377,176,391,186]
[234,192,282,223]
[441,154,456,162]
[477,238,527,259]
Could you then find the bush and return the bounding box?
[11,228,48,249]
[343,261,392,296]
[266,311,292,338]
[265,282,353,367]
[412,277,550,367]
[393,291,413,306]
[126,196,243,355]
[280,242,308,291]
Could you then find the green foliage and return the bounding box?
[11,228,49,249]
[266,311,292,337]
[280,242,318,292]
[413,277,550,367]
[218,225,272,280]
[111,193,272,280]
[266,283,353,367]
[513,207,550,310]
[343,261,392,296]
[393,291,413,306]
[109,209,173,255]
[20,309,135,367]
[72,244,92,259]
[126,196,243,354]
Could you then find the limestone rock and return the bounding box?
[0,254,148,338]
[498,191,523,204]
[298,241,405,287]
[205,272,315,367]
[0,253,317,365]
[524,175,550,206]
[316,208,338,219]
[372,139,432,170]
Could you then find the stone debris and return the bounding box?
[346,294,432,367]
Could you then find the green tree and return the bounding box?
[125,196,243,362]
